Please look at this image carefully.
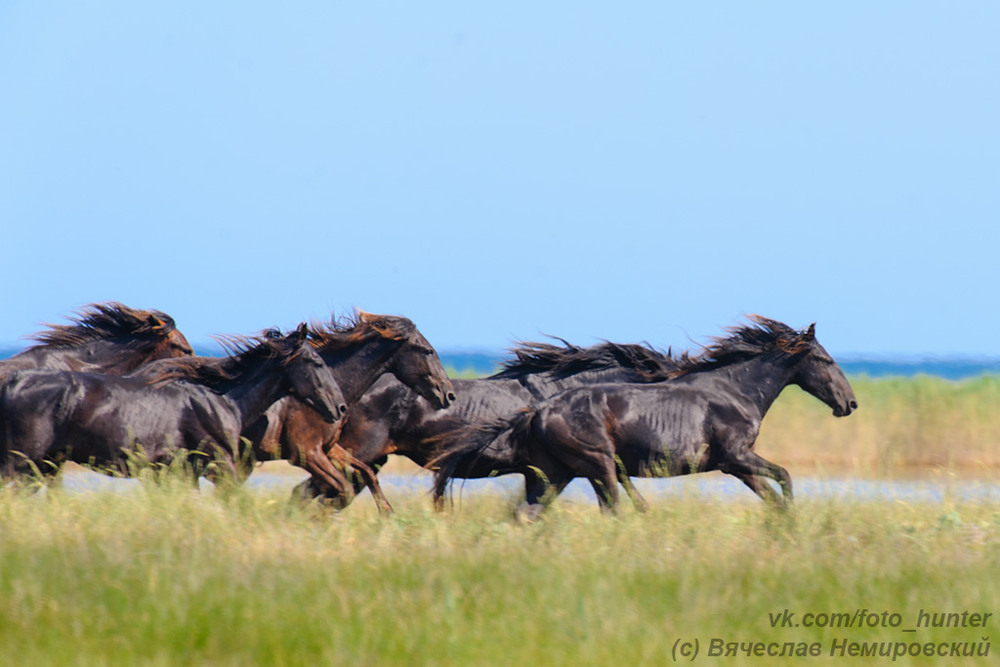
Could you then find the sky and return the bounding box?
[2,2,998,359]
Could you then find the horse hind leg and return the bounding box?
[588,478,621,514]
[544,430,620,514]
[514,469,570,523]
[587,457,624,515]
[617,472,649,513]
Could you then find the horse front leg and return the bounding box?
[721,448,793,508]
[299,440,356,509]
[325,444,394,515]
[733,473,785,506]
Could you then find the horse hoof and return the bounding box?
[514,503,545,523]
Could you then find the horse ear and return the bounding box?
[294,322,309,344]
[805,323,816,339]
[147,314,167,330]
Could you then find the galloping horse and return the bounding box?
[0,302,193,376]
[295,338,679,510]
[0,324,345,486]
[433,317,857,519]
[243,312,456,513]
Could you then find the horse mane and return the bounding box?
[306,311,417,352]
[492,338,681,381]
[27,302,177,349]
[673,315,814,375]
[147,329,299,386]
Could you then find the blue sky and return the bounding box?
[2,3,998,358]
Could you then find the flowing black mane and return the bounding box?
[492,339,680,382]
[150,329,300,387]
[306,311,417,352]
[27,302,178,349]
[673,315,814,375]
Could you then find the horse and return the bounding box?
[432,317,858,520]
[0,324,345,487]
[294,338,680,510]
[243,311,456,513]
[0,302,193,376]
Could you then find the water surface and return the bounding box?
[50,464,1000,505]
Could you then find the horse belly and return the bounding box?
[0,374,144,467]
[69,385,185,465]
[617,396,712,477]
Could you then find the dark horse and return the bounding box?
[244,312,456,513]
[433,317,858,519]
[0,302,193,376]
[296,338,680,510]
[0,324,345,485]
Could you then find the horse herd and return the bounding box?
[0,303,858,519]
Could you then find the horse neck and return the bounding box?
[215,364,290,429]
[705,353,799,417]
[24,339,151,374]
[320,338,398,404]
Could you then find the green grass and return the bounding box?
[3,374,999,664]
[1,476,998,665]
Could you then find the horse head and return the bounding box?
[283,323,348,423]
[143,310,195,360]
[360,312,456,409]
[785,323,858,417]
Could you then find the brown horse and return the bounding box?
[244,312,455,513]
[433,317,858,519]
[0,302,193,376]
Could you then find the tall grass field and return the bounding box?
[1,373,998,665]
[756,374,1000,474]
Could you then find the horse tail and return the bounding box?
[429,408,537,499]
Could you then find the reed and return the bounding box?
[757,374,1000,475]
[1,475,997,665]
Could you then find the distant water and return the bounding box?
[2,346,999,380]
[438,352,1000,380]
[47,468,1000,504]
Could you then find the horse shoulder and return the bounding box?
[242,396,291,457]
[174,385,242,451]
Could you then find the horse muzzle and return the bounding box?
[426,382,457,410]
[306,397,347,424]
[439,388,457,409]
[833,399,858,417]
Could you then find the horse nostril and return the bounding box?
[850,400,858,410]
